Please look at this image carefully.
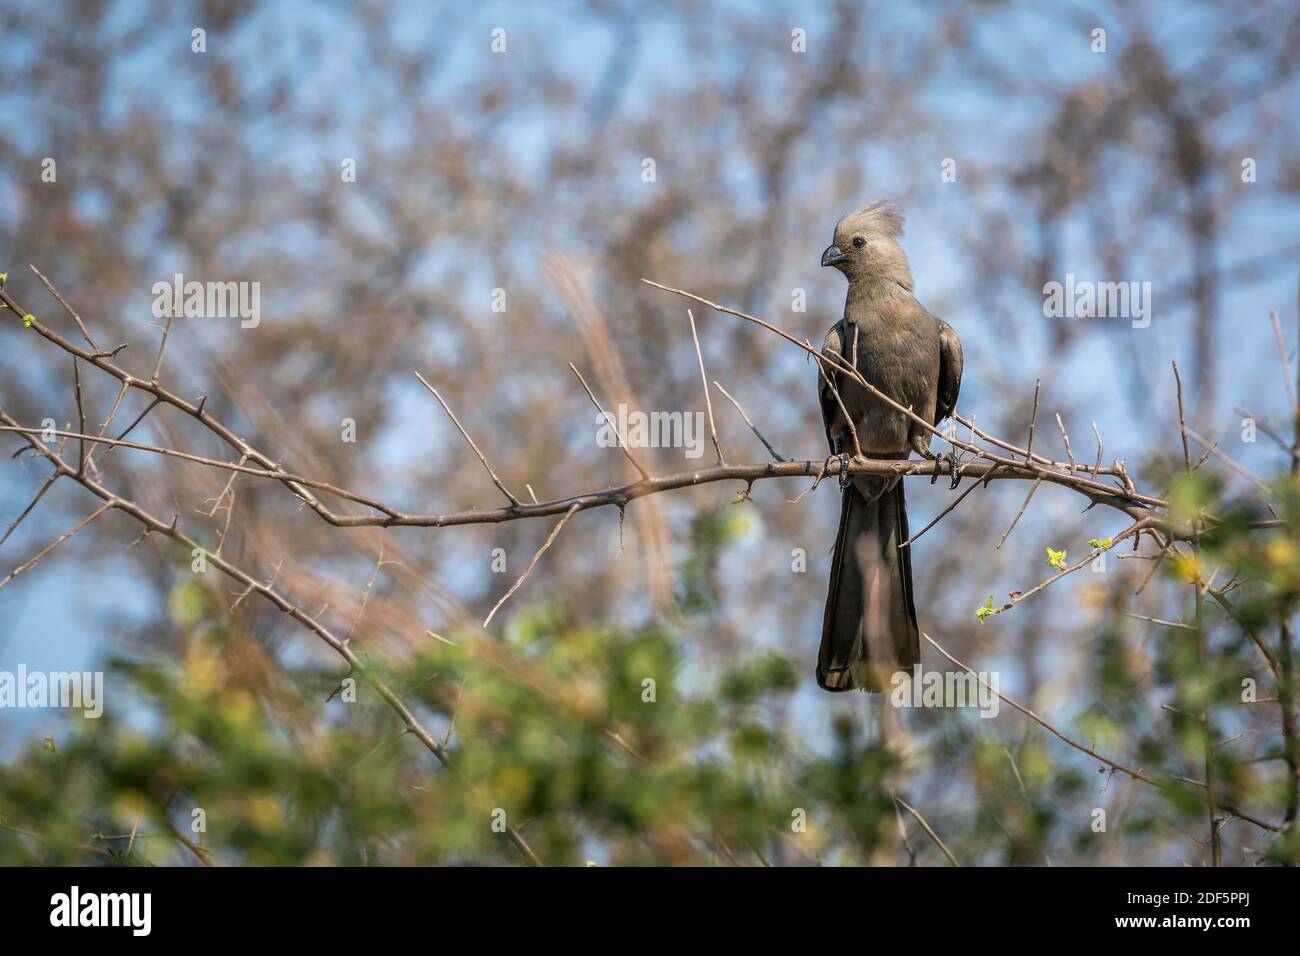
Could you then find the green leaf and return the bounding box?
[975,595,996,623]
[1088,537,1114,551]
[1045,547,1067,571]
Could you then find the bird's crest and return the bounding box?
[839,198,905,239]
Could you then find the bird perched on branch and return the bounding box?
[816,200,963,692]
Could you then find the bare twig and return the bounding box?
[568,363,650,481]
[0,472,60,550]
[345,547,396,645]
[1234,405,1293,457]
[996,477,1043,549]
[483,503,581,628]
[713,381,784,462]
[72,357,86,473]
[1055,413,1076,474]
[1125,613,1195,631]
[892,793,959,866]
[1186,428,1277,501]
[150,313,175,384]
[82,380,130,473]
[414,371,520,506]
[899,465,1001,549]
[1025,379,1041,462]
[30,264,103,354]
[1270,309,1299,421]
[1172,361,1192,473]
[0,504,110,591]
[687,310,725,465]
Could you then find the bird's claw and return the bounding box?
[926,450,961,488]
[837,452,852,490]
[817,453,853,491]
[938,451,962,489]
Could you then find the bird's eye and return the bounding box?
[852,236,866,248]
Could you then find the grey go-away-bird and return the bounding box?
[816,200,963,692]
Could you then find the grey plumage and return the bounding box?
[816,200,963,692]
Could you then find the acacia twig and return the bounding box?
[891,793,959,866]
[415,370,520,506]
[568,362,650,481]
[1025,379,1041,462]
[0,504,110,591]
[712,381,784,462]
[687,310,725,465]
[483,503,581,628]
[996,476,1043,550]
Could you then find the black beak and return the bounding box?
[821,244,847,267]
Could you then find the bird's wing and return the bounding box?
[935,317,963,424]
[818,320,846,451]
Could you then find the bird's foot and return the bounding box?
[837,452,853,490]
[937,451,962,489]
[815,454,837,491]
[921,447,942,484]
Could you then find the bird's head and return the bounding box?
[821,199,913,290]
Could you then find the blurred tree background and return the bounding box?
[1,0,1299,865]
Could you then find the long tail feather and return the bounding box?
[817,479,919,692]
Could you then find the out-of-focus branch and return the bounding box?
[0,407,543,867]
[923,633,1280,834]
